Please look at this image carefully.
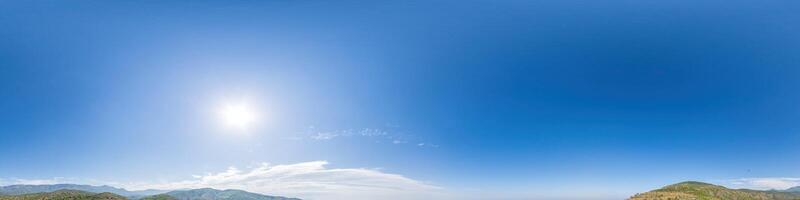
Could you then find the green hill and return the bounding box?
[140,194,176,200]
[630,181,800,200]
[0,184,165,197]
[0,189,127,200]
[0,185,300,200]
[160,188,299,200]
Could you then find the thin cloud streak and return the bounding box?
[721,177,800,190]
[119,161,445,200]
[302,126,439,148]
[1,161,446,200]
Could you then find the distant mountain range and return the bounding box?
[0,184,165,197]
[0,189,126,200]
[155,188,299,200]
[0,184,299,200]
[785,186,800,193]
[630,181,800,200]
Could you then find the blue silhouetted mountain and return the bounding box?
[783,186,800,193]
[158,188,300,200]
[0,189,126,200]
[0,184,165,197]
[0,184,300,200]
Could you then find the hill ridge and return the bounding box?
[162,188,300,200]
[0,185,301,200]
[0,184,165,197]
[0,189,127,200]
[630,181,800,200]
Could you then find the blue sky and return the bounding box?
[1,0,799,199]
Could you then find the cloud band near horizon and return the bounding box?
[0,161,445,200]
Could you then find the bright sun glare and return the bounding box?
[219,102,258,130]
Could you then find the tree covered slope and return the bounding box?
[0,189,126,200]
[630,181,800,200]
[0,184,164,197]
[162,188,299,200]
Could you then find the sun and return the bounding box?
[218,102,258,130]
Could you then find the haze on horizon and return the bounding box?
[1,1,799,200]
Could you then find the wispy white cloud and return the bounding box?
[1,161,445,200]
[1,161,446,200]
[302,126,439,148]
[721,177,800,190]
[0,177,111,187]
[117,161,445,200]
[310,131,340,140]
[308,128,390,141]
[417,143,439,148]
[0,177,69,185]
[358,128,388,137]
